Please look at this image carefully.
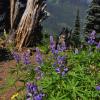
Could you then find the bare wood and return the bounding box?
[6,0,48,51]
[15,0,47,51]
[10,0,15,29]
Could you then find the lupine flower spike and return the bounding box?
[36,47,43,65]
[96,85,100,90]
[88,30,96,45]
[22,51,31,65]
[12,52,21,63]
[26,83,44,100]
[96,41,100,49]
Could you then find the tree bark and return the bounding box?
[14,0,47,51]
[10,0,15,29]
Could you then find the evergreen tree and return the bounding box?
[84,0,100,39]
[72,8,81,47]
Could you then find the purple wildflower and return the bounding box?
[50,35,54,44]
[26,83,38,99]
[96,41,100,49]
[52,62,57,67]
[87,30,96,45]
[35,71,43,80]
[62,67,68,76]
[57,44,61,51]
[12,52,21,63]
[61,41,66,51]
[36,48,42,64]
[57,56,66,65]
[26,83,45,100]
[96,85,100,90]
[34,93,44,100]
[56,67,61,73]
[54,50,58,54]
[88,39,95,45]
[64,67,68,72]
[50,35,55,53]
[90,30,96,39]
[22,51,31,65]
[34,67,43,80]
[26,83,37,93]
[56,66,68,76]
[34,67,41,72]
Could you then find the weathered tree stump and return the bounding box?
[8,0,48,51]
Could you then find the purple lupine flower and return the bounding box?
[34,93,44,100]
[34,67,41,72]
[54,50,58,54]
[57,56,62,65]
[88,39,95,45]
[34,67,44,80]
[50,35,55,53]
[61,71,66,76]
[56,66,68,76]
[26,83,38,99]
[50,35,54,44]
[22,51,31,65]
[36,48,42,64]
[26,82,45,100]
[96,85,100,90]
[90,30,96,39]
[52,62,57,67]
[57,56,65,65]
[12,52,21,63]
[87,30,96,45]
[35,72,44,80]
[26,83,37,93]
[61,67,68,76]
[57,44,61,51]
[56,67,61,73]
[96,41,100,49]
[61,41,66,51]
[64,67,68,72]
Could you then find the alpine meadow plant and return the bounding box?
[10,33,100,100]
[96,41,100,49]
[50,34,68,76]
[87,30,96,45]
[12,52,21,63]
[96,85,100,91]
[22,51,31,65]
[34,66,44,80]
[50,35,55,54]
[36,47,43,65]
[26,82,45,100]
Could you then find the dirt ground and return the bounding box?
[0,52,37,100]
[0,60,17,100]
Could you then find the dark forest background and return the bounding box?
[43,0,91,33]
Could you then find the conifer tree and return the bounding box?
[72,8,80,47]
[84,0,100,37]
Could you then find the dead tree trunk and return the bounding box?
[10,0,15,29]
[6,0,48,51]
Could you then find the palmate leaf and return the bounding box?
[76,91,87,100]
[48,90,66,100]
[58,94,67,100]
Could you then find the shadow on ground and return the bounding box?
[0,48,13,62]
